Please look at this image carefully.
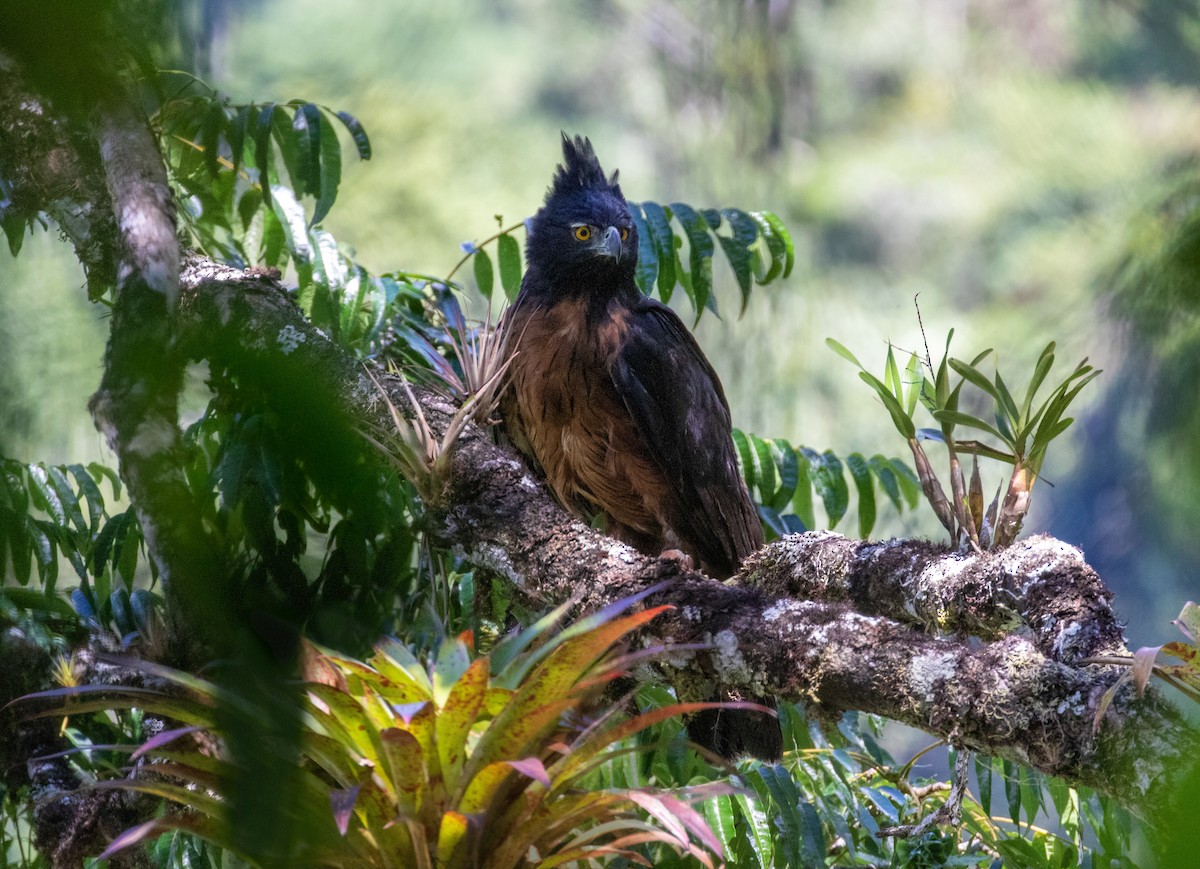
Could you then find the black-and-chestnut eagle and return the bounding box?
[502,134,781,760]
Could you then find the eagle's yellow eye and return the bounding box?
[574,226,592,241]
[619,227,629,241]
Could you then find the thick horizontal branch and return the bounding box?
[170,260,1197,815]
[742,531,1127,663]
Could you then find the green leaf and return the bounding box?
[806,449,849,529]
[228,104,252,176]
[0,509,9,580]
[702,795,738,859]
[486,600,571,681]
[670,202,715,317]
[10,508,31,586]
[792,457,815,530]
[754,765,805,869]
[27,518,55,586]
[751,434,776,505]
[750,210,794,283]
[949,358,999,401]
[1046,775,1070,819]
[473,249,494,300]
[200,101,223,179]
[370,643,435,700]
[60,533,87,583]
[1003,758,1022,830]
[868,454,902,512]
[129,590,159,635]
[716,229,753,312]
[432,636,472,707]
[310,110,342,226]
[271,106,302,193]
[733,791,774,869]
[1030,372,1099,466]
[732,429,755,490]
[884,345,902,402]
[931,410,1007,442]
[339,267,369,342]
[262,204,286,267]
[757,504,786,539]
[216,431,248,512]
[846,452,876,538]
[312,228,346,290]
[629,205,658,294]
[2,211,28,256]
[436,656,488,792]
[235,201,262,259]
[20,682,217,729]
[27,465,66,525]
[2,586,77,619]
[334,110,372,160]
[254,103,276,202]
[859,371,917,439]
[672,239,691,303]
[0,461,18,511]
[111,588,134,635]
[799,801,827,868]
[976,754,994,817]
[640,201,676,302]
[92,510,127,576]
[292,103,322,197]
[932,354,951,412]
[497,233,522,300]
[47,466,86,533]
[825,337,864,369]
[1023,342,1057,418]
[889,458,921,508]
[1020,763,1044,828]
[822,450,851,529]
[994,370,1021,433]
[87,461,122,501]
[904,352,923,418]
[269,185,312,262]
[770,439,800,512]
[863,787,901,822]
[116,517,140,588]
[718,208,758,314]
[305,681,389,767]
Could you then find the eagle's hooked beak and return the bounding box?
[601,225,623,262]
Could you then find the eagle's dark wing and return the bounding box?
[608,298,763,579]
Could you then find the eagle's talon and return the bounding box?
[658,548,694,571]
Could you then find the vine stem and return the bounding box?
[444,220,526,283]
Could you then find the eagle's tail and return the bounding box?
[688,695,784,763]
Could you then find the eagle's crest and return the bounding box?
[549,133,623,200]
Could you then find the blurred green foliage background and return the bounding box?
[4,0,1199,643]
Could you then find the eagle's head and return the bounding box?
[523,134,639,297]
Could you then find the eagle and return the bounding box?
[501,134,781,761]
